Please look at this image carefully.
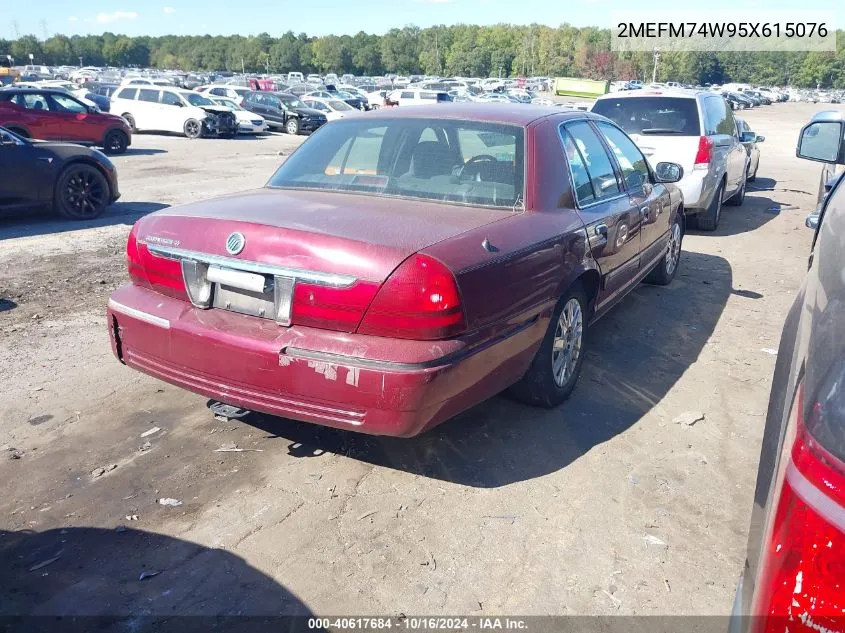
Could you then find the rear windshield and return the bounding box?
[592,97,701,136]
[267,118,524,209]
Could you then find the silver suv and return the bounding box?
[592,89,749,230]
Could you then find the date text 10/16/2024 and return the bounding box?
[308,618,529,630]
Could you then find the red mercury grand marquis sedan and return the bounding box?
[107,104,685,437]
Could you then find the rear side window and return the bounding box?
[562,121,621,202]
[400,91,413,99]
[561,130,596,206]
[702,96,735,135]
[116,88,138,100]
[138,89,160,103]
[592,96,700,136]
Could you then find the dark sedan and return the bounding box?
[240,91,327,135]
[0,126,120,220]
[310,88,367,111]
[730,104,845,633]
[106,105,684,437]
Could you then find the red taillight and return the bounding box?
[357,254,466,340]
[125,223,188,301]
[751,384,845,632]
[694,136,713,169]
[291,281,380,333]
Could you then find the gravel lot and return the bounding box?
[1,103,840,619]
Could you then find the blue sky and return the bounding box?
[6,0,843,38]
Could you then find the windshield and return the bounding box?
[267,118,524,209]
[282,97,305,108]
[184,92,214,106]
[329,100,353,111]
[592,96,701,136]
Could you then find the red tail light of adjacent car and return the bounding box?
[694,136,714,170]
[126,224,189,301]
[751,382,845,632]
[357,253,466,340]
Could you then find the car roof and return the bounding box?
[595,88,708,100]
[350,103,599,126]
[0,87,73,95]
[811,110,845,122]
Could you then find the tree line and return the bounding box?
[2,25,844,88]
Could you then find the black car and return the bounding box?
[730,116,845,632]
[74,90,111,113]
[0,126,120,220]
[240,91,327,135]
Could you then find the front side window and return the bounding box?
[267,118,524,209]
[47,94,86,113]
[562,121,621,202]
[595,122,651,191]
[161,91,182,107]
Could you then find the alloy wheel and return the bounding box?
[552,298,583,387]
[63,169,106,218]
[665,222,681,275]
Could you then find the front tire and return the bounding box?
[645,215,682,285]
[184,118,202,139]
[285,118,300,135]
[54,164,109,220]
[508,288,587,408]
[103,129,128,155]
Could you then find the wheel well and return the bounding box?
[573,269,601,316]
[7,125,29,138]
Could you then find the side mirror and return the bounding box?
[654,162,684,183]
[756,135,765,143]
[806,212,820,230]
[796,120,845,164]
[740,131,756,143]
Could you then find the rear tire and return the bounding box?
[285,118,300,135]
[183,118,202,139]
[507,287,587,408]
[121,114,136,132]
[54,163,109,220]
[645,215,682,285]
[725,173,746,206]
[695,181,724,231]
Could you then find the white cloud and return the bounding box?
[95,11,139,24]
[68,16,79,22]
[163,6,176,13]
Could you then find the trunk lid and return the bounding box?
[136,187,512,282]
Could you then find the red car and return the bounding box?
[107,105,685,437]
[0,88,132,154]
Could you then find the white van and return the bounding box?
[287,72,304,83]
[387,88,452,106]
[111,86,238,138]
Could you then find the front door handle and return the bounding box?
[640,206,650,216]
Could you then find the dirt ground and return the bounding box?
[1,103,839,619]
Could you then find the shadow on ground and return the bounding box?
[120,147,168,156]
[0,202,168,240]
[0,526,312,630]
[688,189,784,237]
[235,249,732,488]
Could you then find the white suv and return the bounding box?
[592,88,749,230]
[111,86,238,138]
